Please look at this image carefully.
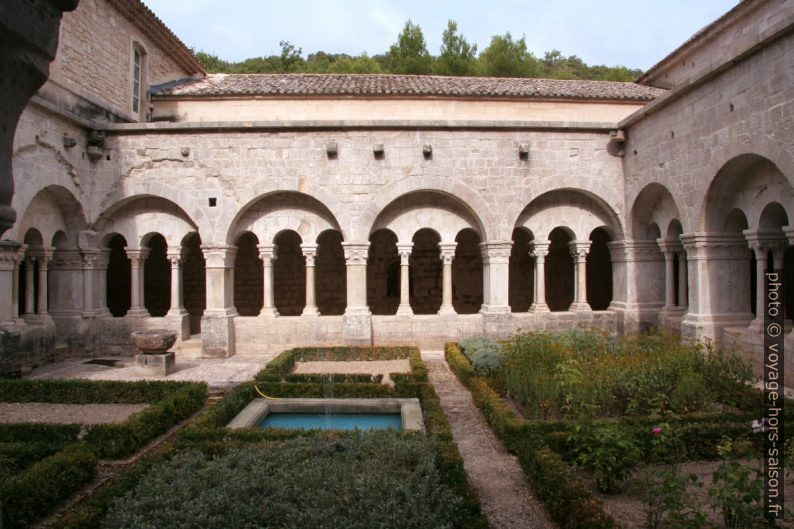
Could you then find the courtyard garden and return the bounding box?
[39,346,487,529]
[450,330,794,528]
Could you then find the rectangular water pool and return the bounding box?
[259,412,402,431]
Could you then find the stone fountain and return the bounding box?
[131,329,177,376]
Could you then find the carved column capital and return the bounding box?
[529,241,551,259]
[568,241,591,262]
[301,244,318,266]
[257,244,278,265]
[81,248,109,269]
[342,242,369,266]
[396,243,413,265]
[201,245,237,268]
[479,240,512,264]
[124,247,150,268]
[438,242,457,264]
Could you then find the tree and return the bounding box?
[436,20,477,76]
[279,40,304,72]
[387,20,433,75]
[477,32,540,78]
[194,50,231,73]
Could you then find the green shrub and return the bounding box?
[459,337,504,375]
[567,419,641,493]
[1,444,97,529]
[0,379,193,404]
[285,373,383,384]
[102,433,468,529]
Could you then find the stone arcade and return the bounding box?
[1,0,793,386]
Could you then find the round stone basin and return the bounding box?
[131,329,177,355]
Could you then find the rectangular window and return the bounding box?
[132,49,141,114]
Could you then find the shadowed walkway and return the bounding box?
[422,350,555,529]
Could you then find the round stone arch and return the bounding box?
[369,190,486,244]
[13,185,86,246]
[226,191,343,246]
[218,183,349,245]
[94,181,206,236]
[629,183,685,241]
[95,195,199,249]
[700,154,794,232]
[360,177,494,242]
[514,188,623,243]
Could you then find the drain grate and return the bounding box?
[83,358,119,367]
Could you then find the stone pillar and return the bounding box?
[0,0,79,239]
[656,239,680,311]
[396,243,413,316]
[81,249,111,317]
[529,241,550,313]
[301,244,319,316]
[11,244,26,324]
[677,251,688,308]
[607,240,666,335]
[124,247,150,318]
[568,241,591,312]
[257,244,278,317]
[342,243,372,345]
[200,245,237,357]
[680,233,754,341]
[36,247,53,318]
[480,241,513,338]
[166,247,190,339]
[23,256,35,317]
[0,241,24,375]
[438,242,457,315]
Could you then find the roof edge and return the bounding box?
[107,0,205,76]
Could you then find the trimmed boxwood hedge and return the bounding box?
[0,379,207,529]
[60,346,488,529]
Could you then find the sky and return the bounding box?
[142,0,739,71]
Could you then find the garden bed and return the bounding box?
[52,346,489,529]
[0,379,206,529]
[448,331,794,529]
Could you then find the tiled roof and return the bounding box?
[152,73,665,101]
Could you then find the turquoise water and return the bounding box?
[259,412,402,431]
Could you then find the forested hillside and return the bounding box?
[195,20,642,81]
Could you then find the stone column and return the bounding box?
[438,242,457,315]
[124,247,150,318]
[677,251,688,308]
[744,230,787,326]
[11,244,26,324]
[80,249,111,317]
[36,247,53,318]
[200,245,237,357]
[529,241,550,313]
[342,243,372,345]
[480,241,513,338]
[568,241,591,312]
[257,244,278,317]
[23,256,35,317]
[301,244,319,316]
[396,243,413,316]
[166,248,190,339]
[607,240,666,335]
[656,239,679,310]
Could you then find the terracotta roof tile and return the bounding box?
[152,73,665,101]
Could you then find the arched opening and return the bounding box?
[142,234,170,317]
[367,229,400,315]
[234,232,263,316]
[508,228,534,312]
[182,233,206,334]
[19,229,44,316]
[316,230,346,315]
[106,234,131,317]
[586,228,612,310]
[410,229,442,314]
[452,228,483,314]
[546,227,574,311]
[273,230,305,316]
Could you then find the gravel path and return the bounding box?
[423,350,555,529]
[0,403,147,424]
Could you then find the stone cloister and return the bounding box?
[0,0,792,387]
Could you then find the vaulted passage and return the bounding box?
[143,234,170,317]
[452,229,482,314]
[182,233,206,334]
[586,228,612,310]
[106,234,131,317]
[410,229,442,314]
[234,232,263,316]
[546,228,574,311]
[367,229,400,315]
[509,228,533,312]
[273,230,305,316]
[315,230,346,315]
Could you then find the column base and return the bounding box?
[529,303,550,313]
[82,308,112,319]
[126,307,150,318]
[301,306,320,317]
[395,304,414,316]
[165,310,191,340]
[259,306,279,318]
[201,309,236,358]
[343,310,372,346]
[569,302,592,313]
[437,305,457,316]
